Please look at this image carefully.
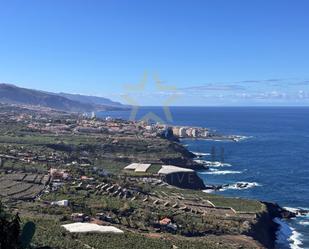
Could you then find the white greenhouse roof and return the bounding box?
[124,163,151,172]
[158,165,194,175]
[61,223,124,234]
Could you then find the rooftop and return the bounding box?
[61,222,124,234]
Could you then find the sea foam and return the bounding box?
[201,169,242,175]
[194,159,232,167]
[299,221,309,226]
[274,218,303,249]
[202,181,261,193]
[283,207,309,217]
[221,181,261,191]
[191,151,211,156]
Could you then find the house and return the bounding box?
[159,217,171,226]
[159,217,177,233]
[80,176,94,181]
[49,168,70,180]
[51,199,69,207]
[71,213,89,222]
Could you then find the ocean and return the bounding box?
[98,106,309,249]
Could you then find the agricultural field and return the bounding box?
[0,105,272,249]
[0,172,48,201]
[23,217,262,249]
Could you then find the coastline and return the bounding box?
[95,109,309,248]
[95,110,304,248]
[0,104,303,249]
[176,138,305,249]
[149,136,281,248]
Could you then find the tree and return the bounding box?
[0,202,36,249]
[0,202,21,249]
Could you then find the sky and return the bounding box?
[1,0,309,106]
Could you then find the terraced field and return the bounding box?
[0,172,49,201]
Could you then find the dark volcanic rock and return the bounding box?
[163,171,206,190]
[160,157,205,171]
[263,202,296,219]
[247,210,278,249]
[247,201,297,249]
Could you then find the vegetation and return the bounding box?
[24,217,259,249]
[0,105,268,248]
[0,202,21,249]
[153,186,265,213]
[0,202,36,249]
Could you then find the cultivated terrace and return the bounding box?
[0,104,270,249]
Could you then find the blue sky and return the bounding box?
[1,0,309,106]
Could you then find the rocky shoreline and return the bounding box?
[161,137,301,248]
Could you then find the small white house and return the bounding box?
[51,200,69,207]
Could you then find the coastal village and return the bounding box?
[0,103,299,249]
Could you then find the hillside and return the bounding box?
[0,83,125,112]
[58,92,124,107]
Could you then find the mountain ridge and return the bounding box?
[0,83,126,112]
[57,92,124,107]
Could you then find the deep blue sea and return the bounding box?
[98,107,309,249]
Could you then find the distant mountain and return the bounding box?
[58,92,124,107]
[0,83,126,112]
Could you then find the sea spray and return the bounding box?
[201,169,242,175]
[193,159,232,167]
[221,182,261,191]
[191,151,211,156]
[274,218,303,249]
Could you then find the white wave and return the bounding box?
[193,159,232,167]
[202,189,215,193]
[230,135,252,142]
[274,218,303,249]
[283,207,300,214]
[299,221,309,226]
[290,231,303,249]
[221,182,261,191]
[202,169,242,175]
[191,151,211,156]
[202,181,261,193]
[215,162,232,167]
[212,139,227,142]
[283,207,309,217]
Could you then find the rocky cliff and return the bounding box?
[163,171,206,190]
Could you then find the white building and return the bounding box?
[145,125,153,131]
[179,127,187,137]
[172,127,180,136]
[186,128,193,137]
[192,129,197,137]
[203,130,209,137]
